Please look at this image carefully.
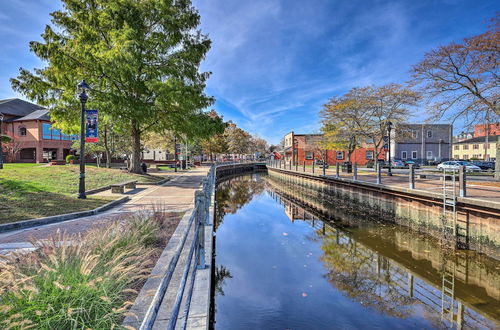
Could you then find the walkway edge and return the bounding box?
[0,196,129,233]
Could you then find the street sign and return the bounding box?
[383,144,388,150]
[383,136,389,143]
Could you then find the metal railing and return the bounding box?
[138,165,216,330]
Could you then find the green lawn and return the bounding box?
[0,164,163,223]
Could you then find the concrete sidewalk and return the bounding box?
[0,167,208,252]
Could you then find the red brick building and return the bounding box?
[0,98,74,163]
[474,123,500,137]
[282,131,386,166]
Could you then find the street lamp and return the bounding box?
[77,80,90,199]
[387,120,393,176]
[0,112,4,169]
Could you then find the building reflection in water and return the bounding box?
[214,174,499,329]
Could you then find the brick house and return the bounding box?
[473,123,500,137]
[0,98,74,163]
[282,131,385,166]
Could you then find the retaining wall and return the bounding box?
[268,168,500,259]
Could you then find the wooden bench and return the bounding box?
[110,180,137,194]
[49,160,66,165]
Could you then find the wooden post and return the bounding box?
[336,162,340,179]
[289,160,292,170]
[459,165,466,197]
[303,161,306,172]
[312,161,315,174]
[353,163,358,181]
[407,273,414,298]
[295,161,298,171]
[409,164,415,189]
[323,162,326,176]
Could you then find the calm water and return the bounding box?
[212,174,499,330]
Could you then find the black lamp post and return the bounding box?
[77,80,90,199]
[387,120,393,176]
[0,112,4,169]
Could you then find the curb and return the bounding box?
[0,196,130,233]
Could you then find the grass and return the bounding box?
[0,164,163,223]
[0,211,174,329]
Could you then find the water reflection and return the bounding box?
[213,174,499,329]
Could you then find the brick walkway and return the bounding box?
[0,167,208,252]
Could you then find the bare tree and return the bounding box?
[3,137,23,162]
[411,15,499,123]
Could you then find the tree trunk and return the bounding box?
[104,124,111,168]
[130,120,142,174]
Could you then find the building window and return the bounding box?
[454,145,459,150]
[365,138,374,144]
[454,155,459,159]
[426,151,433,159]
[19,127,27,136]
[305,151,313,160]
[365,150,373,159]
[463,145,469,150]
[463,155,469,160]
[401,151,407,159]
[427,130,432,138]
[411,130,417,139]
[473,144,479,150]
[42,123,52,139]
[411,151,417,159]
[336,151,344,160]
[20,148,35,160]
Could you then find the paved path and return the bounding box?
[0,167,208,254]
[279,167,500,204]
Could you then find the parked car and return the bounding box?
[366,159,386,168]
[315,160,329,169]
[471,161,495,172]
[437,161,481,172]
[403,160,420,169]
[390,159,406,169]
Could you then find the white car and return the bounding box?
[437,161,481,172]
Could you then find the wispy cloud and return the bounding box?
[195,0,497,143]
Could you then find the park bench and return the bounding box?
[110,180,137,194]
[49,160,66,165]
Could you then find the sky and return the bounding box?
[0,0,498,144]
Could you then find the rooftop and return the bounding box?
[455,135,499,144]
[0,98,47,120]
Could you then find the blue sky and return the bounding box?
[0,0,498,144]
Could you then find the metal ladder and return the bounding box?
[442,169,457,244]
[441,256,457,326]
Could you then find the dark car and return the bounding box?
[366,159,386,168]
[403,160,421,169]
[471,161,495,172]
[315,160,329,168]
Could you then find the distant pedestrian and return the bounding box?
[141,162,148,173]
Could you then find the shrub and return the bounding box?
[66,154,77,163]
[0,211,168,329]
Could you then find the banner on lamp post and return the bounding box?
[85,110,98,143]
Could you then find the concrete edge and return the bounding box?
[269,167,500,211]
[186,190,215,329]
[122,205,196,329]
[0,196,129,233]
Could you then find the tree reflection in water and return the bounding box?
[214,265,233,296]
[215,174,265,230]
[320,229,418,319]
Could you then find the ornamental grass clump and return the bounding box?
[0,211,169,329]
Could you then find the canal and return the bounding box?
[211,173,499,329]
